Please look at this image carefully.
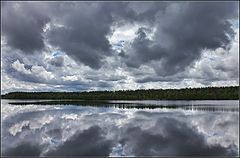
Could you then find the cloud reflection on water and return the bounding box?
[1,100,239,156]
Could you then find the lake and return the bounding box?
[1,99,239,156]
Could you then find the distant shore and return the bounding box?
[1,86,239,100]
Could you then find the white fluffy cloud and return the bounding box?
[62,75,78,82]
[12,60,31,75]
[12,60,54,81]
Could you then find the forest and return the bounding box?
[1,86,239,100]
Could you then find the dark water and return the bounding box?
[1,100,239,156]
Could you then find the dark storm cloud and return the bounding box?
[46,126,114,156]
[2,2,50,53]
[123,2,238,76]
[2,2,238,90]
[124,27,164,68]
[2,142,42,156]
[47,2,169,70]
[120,117,237,156]
[2,2,166,70]
[46,2,139,69]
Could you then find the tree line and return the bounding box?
[1,86,239,100]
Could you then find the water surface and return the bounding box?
[1,100,239,156]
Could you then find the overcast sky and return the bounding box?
[1,2,239,94]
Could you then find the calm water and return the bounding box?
[1,100,239,156]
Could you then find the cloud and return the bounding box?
[122,2,238,76]
[62,75,78,82]
[120,117,237,156]
[12,60,31,75]
[186,29,239,86]
[2,143,42,156]
[135,74,184,83]
[47,55,64,67]
[2,2,50,53]
[11,59,54,82]
[1,2,239,92]
[45,126,114,156]
[45,3,115,69]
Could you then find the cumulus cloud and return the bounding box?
[122,2,238,76]
[62,75,78,82]
[12,60,31,75]
[2,2,50,53]
[1,2,239,92]
[11,59,54,82]
[45,2,135,69]
[3,143,42,156]
[47,55,64,67]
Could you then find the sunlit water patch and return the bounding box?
[1,99,239,156]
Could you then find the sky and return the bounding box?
[1,2,239,94]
